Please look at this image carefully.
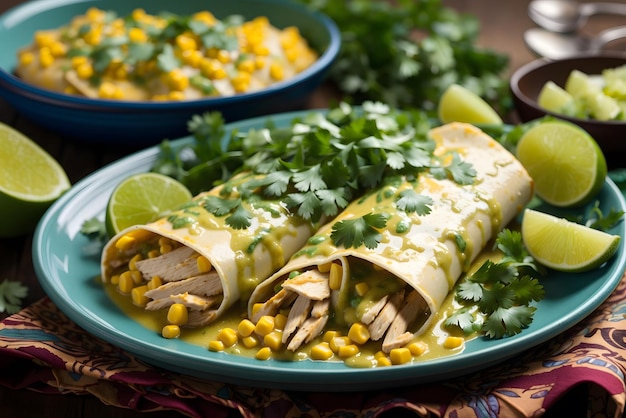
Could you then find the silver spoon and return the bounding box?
[529,0,626,33]
[524,25,626,59]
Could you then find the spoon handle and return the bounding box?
[582,2,626,18]
[594,25,626,49]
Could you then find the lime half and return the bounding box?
[105,172,193,236]
[521,209,620,273]
[515,120,606,207]
[0,122,71,237]
[437,84,503,125]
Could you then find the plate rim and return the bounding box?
[32,110,626,391]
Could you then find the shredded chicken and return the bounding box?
[382,290,423,352]
[281,270,330,300]
[368,290,405,341]
[144,273,222,300]
[134,246,199,282]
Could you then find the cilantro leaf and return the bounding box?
[483,305,537,339]
[445,308,481,334]
[395,189,433,214]
[0,279,28,314]
[331,212,390,249]
[226,204,253,230]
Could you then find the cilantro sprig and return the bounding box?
[445,229,546,339]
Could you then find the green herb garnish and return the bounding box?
[446,229,546,339]
[0,279,28,314]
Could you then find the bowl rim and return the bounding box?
[510,51,626,127]
[0,0,341,110]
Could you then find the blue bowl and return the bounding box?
[0,0,340,145]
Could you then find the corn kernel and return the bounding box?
[19,51,35,66]
[217,49,231,64]
[48,41,66,57]
[251,303,263,317]
[264,331,283,351]
[348,323,370,345]
[310,342,333,360]
[329,336,351,353]
[269,62,284,81]
[407,341,428,356]
[242,335,260,348]
[182,49,203,68]
[131,8,147,21]
[115,235,135,251]
[98,82,124,99]
[147,275,162,290]
[217,327,238,347]
[253,44,270,56]
[374,350,387,359]
[338,344,359,358]
[389,348,412,365]
[75,62,94,79]
[118,271,134,293]
[237,59,255,73]
[128,27,148,43]
[160,244,173,254]
[131,270,143,284]
[443,336,464,350]
[131,285,149,307]
[176,34,198,51]
[237,319,256,338]
[167,303,189,326]
[273,313,287,330]
[193,11,216,26]
[162,324,180,339]
[376,356,392,367]
[255,346,272,360]
[109,274,120,285]
[208,340,225,352]
[285,48,300,64]
[196,256,212,273]
[329,263,343,290]
[148,249,161,259]
[255,316,275,336]
[165,69,189,91]
[128,253,143,270]
[317,262,332,273]
[84,29,102,46]
[86,7,105,22]
[168,91,185,101]
[355,282,370,297]
[39,47,54,68]
[34,31,55,48]
[322,330,341,343]
[254,56,266,69]
[158,237,170,247]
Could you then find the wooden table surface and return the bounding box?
[0,0,624,416]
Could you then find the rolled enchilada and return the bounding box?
[101,173,319,327]
[247,122,534,353]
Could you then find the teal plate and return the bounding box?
[33,111,626,391]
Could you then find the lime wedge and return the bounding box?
[437,83,503,125]
[521,209,620,273]
[515,120,606,207]
[0,122,70,237]
[105,172,193,236]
